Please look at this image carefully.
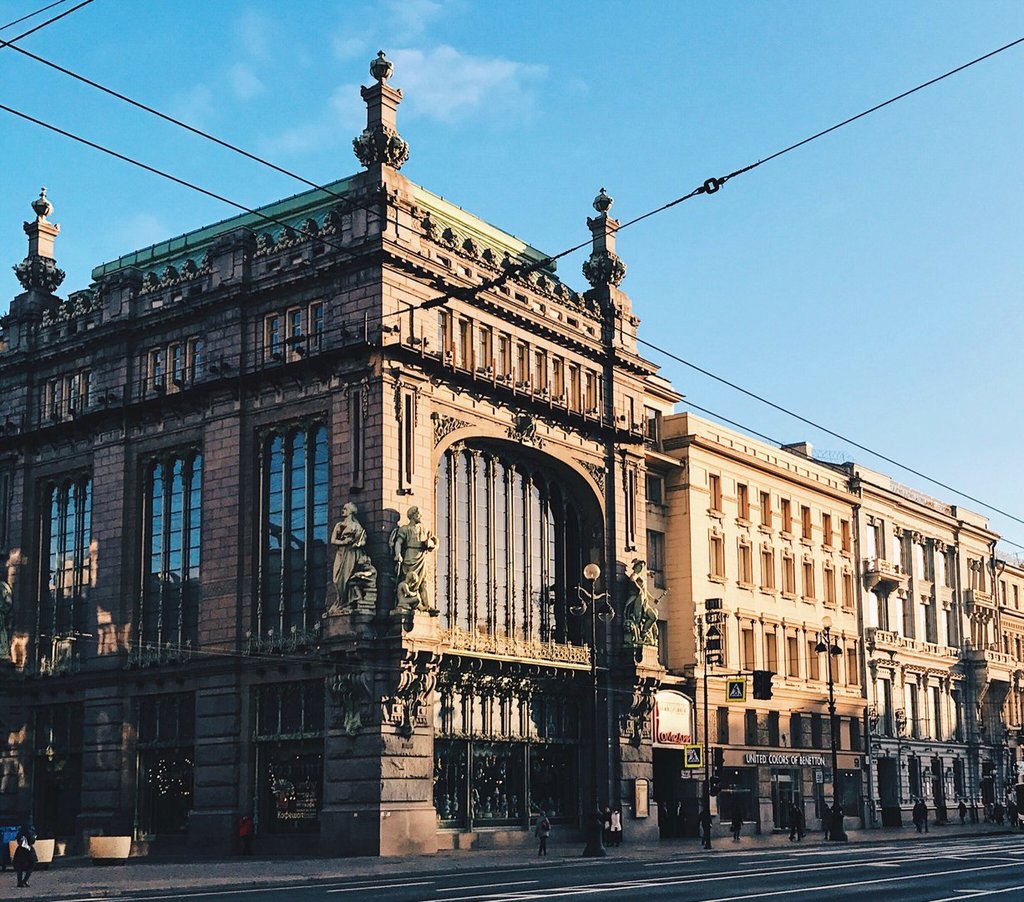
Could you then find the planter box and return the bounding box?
[88,835,132,866]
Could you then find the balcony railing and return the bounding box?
[862,557,909,592]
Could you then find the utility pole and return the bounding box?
[702,598,723,849]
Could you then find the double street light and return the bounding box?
[816,615,845,841]
[571,563,615,857]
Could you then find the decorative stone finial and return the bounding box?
[14,185,64,293]
[369,50,394,83]
[593,187,613,214]
[353,50,410,170]
[582,186,626,288]
[31,187,53,220]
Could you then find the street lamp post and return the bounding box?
[700,599,723,849]
[572,563,614,857]
[816,616,846,841]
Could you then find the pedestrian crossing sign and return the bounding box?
[726,677,747,702]
[684,744,704,769]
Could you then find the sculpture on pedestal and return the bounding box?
[389,506,438,614]
[327,503,377,614]
[623,559,660,648]
[0,569,12,663]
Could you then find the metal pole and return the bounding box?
[703,619,712,849]
[576,565,608,858]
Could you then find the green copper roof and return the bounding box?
[91,172,555,283]
[90,175,360,281]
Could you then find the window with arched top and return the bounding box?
[140,452,202,651]
[38,474,92,666]
[257,423,328,636]
[435,445,594,648]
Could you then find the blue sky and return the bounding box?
[2,1,1023,547]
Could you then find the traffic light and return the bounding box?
[752,670,774,700]
[713,746,724,773]
[709,776,721,796]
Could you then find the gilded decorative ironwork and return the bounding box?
[125,640,193,669]
[246,624,321,655]
[441,627,591,667]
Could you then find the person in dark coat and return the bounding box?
[700,806,712,849]
[602,807,612,847]
[913,798,928,833]
[534,810,551,857]
[730,808,743,841]
[1008,798,1018,830]
[958,799,967,824]
[13,826,34,888]
[822,805,832,840]
[789,802,805,841]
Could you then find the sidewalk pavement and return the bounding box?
[4,822,1014,901]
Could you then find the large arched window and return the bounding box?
[38,475,91,669]
[140,452,202,651]
[257,423,328,635]
[435,445,589,646]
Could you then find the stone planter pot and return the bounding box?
[32,838,54,869]
[88,835,132,866]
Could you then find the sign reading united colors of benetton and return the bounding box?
[653,690,694,748]
[743,753,828,767]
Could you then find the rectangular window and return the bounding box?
[801,505,812,540]
[767,711,780,747]
[401,390,416,489]
[849,716,862,752]
[568,365,581,410]
[842,571,854,610]
[709,473,722,511]
[782,552,796,596]
[552,357,564,397]
[350,387,364,488]
[716,707,730,745]
[761,547,775,590]
[738,541,753,585]
[646,474,664,505]
[744,709,758,745]
[931,685,942,740]
[135,692,195,836]
[802,559,815,600]
[781,498,792,534]
[786,634,799,678]
[846,646,859,685]
[516,343,530,385]
[737,483,750,520]
[759,491,772,528]
[647,530,666,588]
[645,406,661,446]
[584,372,598,412]
[908,757,922,798]
[149,348,165,390]
[439,311,454,359]
[811,713,823,749]
[822,513,833,547]
[264,314,282,362]
[459,320,473,369]
[309,301,324,352]
[908,684,920,739]
[478,326,493,373]
[534,350,547,390]
[709,532,725,578]
[840,519,852,553]
[879,678,893,736]
[741,626,755,670]
[169,343,185,387]
[188,338,205,381]
[498,334,511,377]
[823,564,836,606]
[790,713,803,749]
[807,639,820,681]
[764,630,778,674]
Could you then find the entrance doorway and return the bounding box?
[770,770,798,830]
[652,748,699,838]
[878,757,902,826]
[931,757,947,823]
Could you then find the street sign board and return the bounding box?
[726,677,747,702]
[683,744,704,769]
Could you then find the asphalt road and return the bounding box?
[56,835,1024,902]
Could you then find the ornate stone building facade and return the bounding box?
[0,57,669,855]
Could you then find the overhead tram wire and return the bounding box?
[640,333,1024,541]
[6,33,1024,543]
[0,0,73,31]
[0,0,93,43]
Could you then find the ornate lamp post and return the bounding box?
[816,615,846,841]
[571,563,614,857]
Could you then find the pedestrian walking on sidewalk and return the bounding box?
[609,807,623,847]
[789,802,805,841]
[822,806,832,841]
[731,809,743,841]
[535,811,551,857]
[12,825,34,889]
[238,814,254,855]
[958,799,967,825]
[913,799,928,833]
[700,806,712,849]
[1008,799,1018,830]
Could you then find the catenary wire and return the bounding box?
[0,0,92,43]
[640,334,1024,541]
[6,35,1024,548]
[0,0,73,31]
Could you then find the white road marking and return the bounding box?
[927,885,1024,901]
[436,881,539,893]
[327,881,433,893]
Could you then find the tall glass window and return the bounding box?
[141,453,202,650]
[259,424,328,635]
[38,476,92,669]
[435,446,587,647]
[136,693,195,836]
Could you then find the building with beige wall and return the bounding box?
[649,413,864,836]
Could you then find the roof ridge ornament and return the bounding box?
[582,186,626,288]
[14,186,65,293]
[353,50,410,171]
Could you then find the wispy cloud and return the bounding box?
[392,45,547,123]
[168,84,215,126]
[332,33,366,61]
[386,0,445,42]
[234,8,273,60]
[257,84,364,158]
[228,63,265,101]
